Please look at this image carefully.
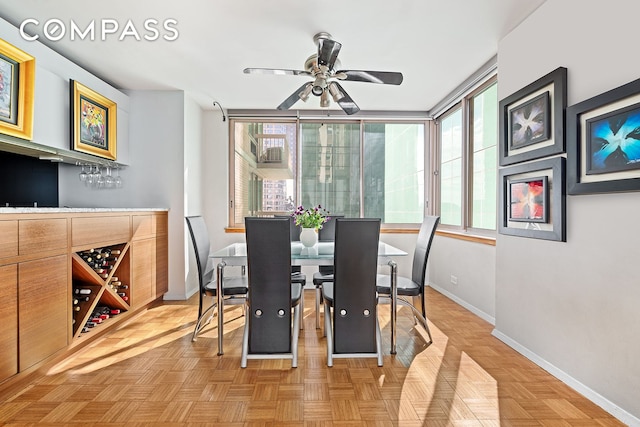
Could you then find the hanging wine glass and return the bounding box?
[114,165,123,188]
[86,164,96,186]
[95,166,105,188]
[104,166,114,188]
[78,164,88,182]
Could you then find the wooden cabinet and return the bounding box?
[0,210,167,386]
[0,221,18,259]
[0,264,17,382]
[131,239,154,306]
[18,255,68,370]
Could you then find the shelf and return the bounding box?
[71,242,131,338]
[0,133,128,166]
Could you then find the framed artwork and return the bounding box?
[499,157,565,242]
[567,77,640,194]
[70,80,117,160]
[0,38,35,140]
[499,67,567,166]
[508,175,548,223]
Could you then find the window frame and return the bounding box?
[228,116,429,230]
[434,75,498,236]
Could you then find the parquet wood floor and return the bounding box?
[0,288,625,426]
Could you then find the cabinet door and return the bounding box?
[131,239,154,307]
[155,236,168,297]
[0,264,18,381]
[0,221,18,259]
[19,255,68,371]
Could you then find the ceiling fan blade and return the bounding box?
[331,82,360,115]
[244,68,312,77]
[317,38,342,70]
[336,70,403,85]
[277,82,312,111]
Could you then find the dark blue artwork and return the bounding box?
[587,104,640,174]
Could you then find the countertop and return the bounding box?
[0,207,168,213]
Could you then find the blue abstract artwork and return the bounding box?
[587,104,640,174]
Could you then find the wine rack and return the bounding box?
[71,243,131,337]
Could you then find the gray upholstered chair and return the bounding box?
[377,215,439,344]
[241,217,302,368]
[185,216,248,342]
[322,218,383,367]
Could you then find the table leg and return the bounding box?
[217,261,226,356]
[389,260,397,355]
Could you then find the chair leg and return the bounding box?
[299,290,304,330]
[240,303,250,368]
[292,304,300,368]
[376,315,383,367]
[192,301,217,342]
[315,286,321,329]
[397,297,433,344]
[324,300,333,367]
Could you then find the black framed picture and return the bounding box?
[567,77,640,194]
[499,157,565,242]
[508,175,548,223]
[499,67,567,166]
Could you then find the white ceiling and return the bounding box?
[0,0,545,113]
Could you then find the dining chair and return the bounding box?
[322,218,383,367]
[275,215,307,329]
[185,216,248,342]
[241,217,302,368]
[377,215,440,344]
[312,214,343,329]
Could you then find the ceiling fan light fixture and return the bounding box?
[328,82,344,102]
[320,90,330,108]
[298,83,313,102]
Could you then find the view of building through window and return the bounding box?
[232,121,297,225]
[231,120,426,226]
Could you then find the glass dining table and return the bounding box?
[211,241,407,356]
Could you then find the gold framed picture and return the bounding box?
[71,80,117,160]
[0,38,35,140]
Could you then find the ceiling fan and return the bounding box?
[243,32,403,115]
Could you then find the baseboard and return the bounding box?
[428,283,495,325]
[492,329,639,427]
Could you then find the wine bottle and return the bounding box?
[73,306,81,312]
[73,298,79,305]
[75,288,91,295]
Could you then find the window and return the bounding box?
[229,119,426,227]
[230,121,297,225]
[363,123,425,223]
[437,78,497,231]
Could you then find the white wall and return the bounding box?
[496,0,640,423]
[429,236,496,323]
[184,94,204,298]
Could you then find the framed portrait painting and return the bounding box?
[499,67,567,166]
[70,80,117,160]
[567,77,640,194]
[0,38,35,140]
[499,157,565,242]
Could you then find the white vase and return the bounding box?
[299,227,318,255]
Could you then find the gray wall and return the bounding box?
[495,0,640,423]
[0,17,130,163]
[61,90,188,300]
